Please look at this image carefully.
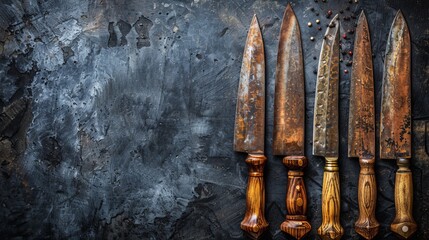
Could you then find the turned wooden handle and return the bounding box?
[355,157,379,239]
[391,158,417,239]
[318,157,344,240]
[241,154,268,239]
[280,156,311,240]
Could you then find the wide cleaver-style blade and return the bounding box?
[348,12,375,159]
[380,10,416,239]
[234,15,265,154]
[380,10,411,159]
[273,3,305,157]
[348,11,379,239]
[313,15,340,158]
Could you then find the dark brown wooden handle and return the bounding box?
[280,156,311,240]
[391,158,417,239]
[355,157,380,239]
[318,157,344,240]
[241,154,268,239]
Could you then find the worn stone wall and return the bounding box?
[0,0,428,239]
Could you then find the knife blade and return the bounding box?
[233,14,268,239]
[312,14,344,240]
[348,11,379,239]
[380,10,416,239]
[273,4,311,240]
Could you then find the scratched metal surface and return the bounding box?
[0,0,428,239]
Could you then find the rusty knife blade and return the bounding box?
[273,4,305,156]
[234,15,265,154]
[380,10,411,159]
[348,11,376,159]
[312,14,340,158]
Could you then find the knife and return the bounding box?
[312,14,344,240]
[233,15,268,239]
[380,10,417,239]
[273,4,311,240]
[348,11,380,240]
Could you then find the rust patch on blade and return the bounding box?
[348,12,375,159]
[273,4,305,156]
[234,15,265,153]
[312,15,340,158]
[380,11,412,159]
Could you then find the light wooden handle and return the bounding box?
[318,157,344,240]
[241,154,268,239]
[280,156,311,240]
[391,158,417,239]
[355,157,379,239]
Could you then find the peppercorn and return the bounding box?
[342,33,347,39]
[316,19,320,24]
[308,22,313,27]
[344,69,349,74]
[348,50,353,56]
[310,36,315,41]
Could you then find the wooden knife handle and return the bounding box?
[355,157,380,239]
[241,154,268,239]
[280,156,311,240]
[391,158,417,239]
[318,157,344,240]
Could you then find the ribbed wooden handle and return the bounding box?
[280,156,311,240]
[391,158,417,239]
[318,157,344,240]
[241,154,268,239]
[355,157,379,239]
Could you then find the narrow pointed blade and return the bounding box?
[380,10,411,159]
[273,4,305,156]
[348,12,375,158]
[312,15,340,158]
[234,15,265,153]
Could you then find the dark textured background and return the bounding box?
[0,0,428,239]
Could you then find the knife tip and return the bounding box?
[359,10,365,19]
[282,2,297,23]
[357,10,367,24]
[251,14,259,27]
[391,9,409,35]
[394,9,405,22]
[327,14,340,29]
[396,9,403,16]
